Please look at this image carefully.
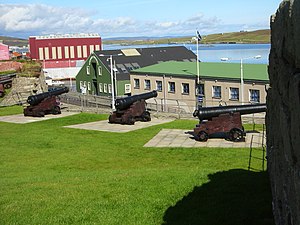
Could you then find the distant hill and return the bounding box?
[0,29,270,47]
[0,36,28,47]
[103,29,271,45]
[202,29,270,44]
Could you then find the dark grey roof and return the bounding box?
[94,46,197,81]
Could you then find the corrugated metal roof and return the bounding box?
[94,46,197,81]
[132,61,269,82]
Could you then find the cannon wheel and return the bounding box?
[37,111,45,117]
[229,128,244,142]
[108,115,114,123]
[127,115,135,125]
[142,111,151,122]
[52,106,61,115]
[197,131,208,142]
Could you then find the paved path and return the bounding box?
[64,118,175,133]
[144,129,265,148]
[0,112,79,124]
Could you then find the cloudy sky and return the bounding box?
[0,0,282,39]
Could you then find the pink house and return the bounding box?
[0,43,9,60]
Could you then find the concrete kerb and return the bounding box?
[0,112,79,124]
[64,118,175,133]
[144,129,266,148]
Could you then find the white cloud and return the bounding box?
[0,3,268,38]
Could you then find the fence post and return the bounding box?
[176,100,180,119]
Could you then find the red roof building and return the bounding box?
[0,43,9,60]
[29,33,102,68]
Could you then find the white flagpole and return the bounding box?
[196,32,200,85]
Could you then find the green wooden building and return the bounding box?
[75,46,197,96]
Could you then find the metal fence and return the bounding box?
[60,92,266,123]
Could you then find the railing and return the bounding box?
[59,92,267,122]
[248,124,267,171]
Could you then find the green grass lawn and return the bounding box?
[0,105,23,116]
[0,107,273,225]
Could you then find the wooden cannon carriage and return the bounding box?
[24,87,69,117]
[193,104,267,142]
[109,90,157,125]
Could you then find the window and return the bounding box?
[197,84,205,95]
[83,45,88,58]
[90,45,95,54]
[38,48,44,60]
[117,64,128,73]
[98,66,102,76]
[125,63,134,71]
[70,46,75,58]
[249,89,260,102]
[182,83,190,94]
[230,87,239,100]
[212,86,221,98]
[57,47,62,59]
[52,47,57,59]
[108,84,112,93]
[132,63,140,69]
[64,46,69,59]
[104,83,107,93]
[125,84,131,93]
[99,83,103,93]
[86,66,90,75]
[87,82,91,91]
[156,80,162,92]
[44,47,49,60]
[168,82,175,93]
[77,46,82,58]
[144,79,151,90]
[134,79,140,89]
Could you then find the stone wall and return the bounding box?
[0,73,48,106]
[267,0,300,224]
[0,61,22,72]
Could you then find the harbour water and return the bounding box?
[103,43,270,64]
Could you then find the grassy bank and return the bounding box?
[0,108,273,225]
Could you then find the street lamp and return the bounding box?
[99,53,122,111]
[220,55,261,104]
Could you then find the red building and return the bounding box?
[29,33,102,68]
[0,43,9,60]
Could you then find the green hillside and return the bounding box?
[202,29,270,44]
[0,29,270,47]
[0,36,28,47]
[103,29,271,45]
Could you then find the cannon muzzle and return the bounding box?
[115,90,157,110]
[193,103,267,121]
[27,87,69,106]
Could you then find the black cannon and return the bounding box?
[24,87,69,117]
[109,90,158,125]
[193,103,266,142]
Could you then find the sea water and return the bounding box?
[103,43,270,64]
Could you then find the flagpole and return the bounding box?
[196,34,200,85]
[196,30,202,108]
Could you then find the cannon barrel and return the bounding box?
[115,90,158,110]
[27,87,69,106]
[193,103,266,121]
